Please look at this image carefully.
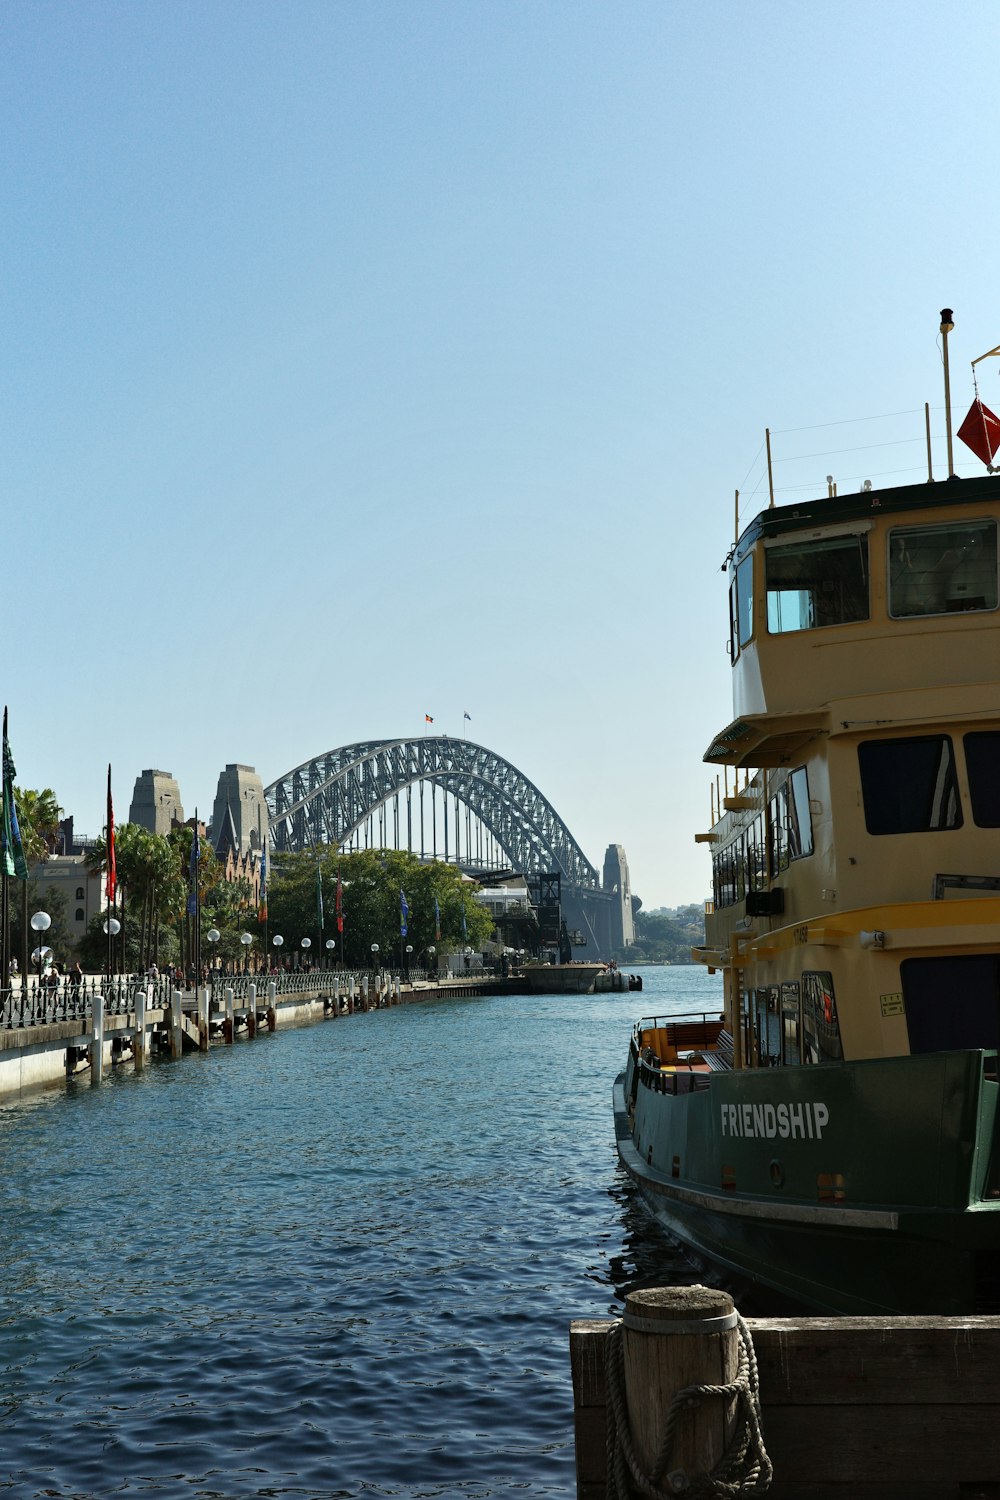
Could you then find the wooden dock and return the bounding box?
[571,1311,1000,1499]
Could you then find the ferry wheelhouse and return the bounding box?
[616,350,1000,1313]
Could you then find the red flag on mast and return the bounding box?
[958,398,1000,466]
[106,764,116,903]
[336,870,344,934]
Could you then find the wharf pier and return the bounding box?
[571,1295,1000,1499]
[0,969,525,1100]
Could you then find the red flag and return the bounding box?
[958,399,1000,466]
[336,871,344,934]
[106,764,116,903]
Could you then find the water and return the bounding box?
[0,965,722,1499]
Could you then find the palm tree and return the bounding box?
[15,788,63,866]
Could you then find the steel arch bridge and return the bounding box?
[263,737,599,888]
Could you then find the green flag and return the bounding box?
[2,709,28,881]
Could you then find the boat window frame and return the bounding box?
[768,766,814,875]
[801,970,843,1064]
[887,517,999,620]
[858,734,963,836]
[963,731,1000,828]
[780,980,801,1066]
[764,523,872,636]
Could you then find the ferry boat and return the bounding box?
[615,317,1000,1314]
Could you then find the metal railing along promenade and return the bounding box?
[0,968,493,1029]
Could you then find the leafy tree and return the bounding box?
[7,882,73,966]
[267,848,493,967]
[628,905,706,964]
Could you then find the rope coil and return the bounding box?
[604,1312,772,1498]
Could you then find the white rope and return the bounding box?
[604,1314,772,1498]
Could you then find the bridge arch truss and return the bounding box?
[264,737,599,888]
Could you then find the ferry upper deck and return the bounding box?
[709,474,1000,766]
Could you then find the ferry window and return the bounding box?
[747,814,768,893]
[756,987,780,1064]
[858,736,962,834]
[801,971,842,1063]
[901,954,1000,1053]
[769,767,814,874]
[729,556,754,661]
[889,519,998,618]
[781,981,801,1065]
[964,732,1000,827]
[766,534,869,634]
[736,555,753,649]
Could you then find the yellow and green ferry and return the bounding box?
[616,320,1000,1313]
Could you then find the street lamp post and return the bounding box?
[325,938,335,969]
[206,928,220,986]
[404,943,412,980]
[300,936,311,972]
[272,933,284,973]
[370,942,379,974]
[30,911,51,996]
[240,931,253,972]
[102,915,121,986]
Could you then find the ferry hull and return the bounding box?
[614,1050,1000,1315]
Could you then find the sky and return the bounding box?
[4,0,1000,910]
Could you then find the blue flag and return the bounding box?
[461,903,467,939]
[400,889,409,938]
[434,896,441,941]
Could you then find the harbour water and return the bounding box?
[0,964,722,1498]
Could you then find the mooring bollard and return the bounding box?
[134,984,148,1073]
[198,986,209,1051]
[247,980,257,1039]
[608,1285,740,1495]
[90,992,105,1085]
[224,986,234,1044]
[171,989,183,1060]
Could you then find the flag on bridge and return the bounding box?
[1,709,28,881]
[463,712,471,721]
[400,889,409,938]
[425,714,434,724]
[106,765,117,903]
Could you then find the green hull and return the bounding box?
[616,1046,1000,1314]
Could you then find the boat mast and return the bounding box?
[940,307,956,477]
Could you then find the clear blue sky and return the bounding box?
[4,1,999,908]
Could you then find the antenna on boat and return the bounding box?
[765,429,775,507]
[940,308,956,477]
[734,488,739,547]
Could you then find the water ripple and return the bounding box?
[0,968,722,1497]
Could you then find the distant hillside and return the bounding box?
[624,903,705,964]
